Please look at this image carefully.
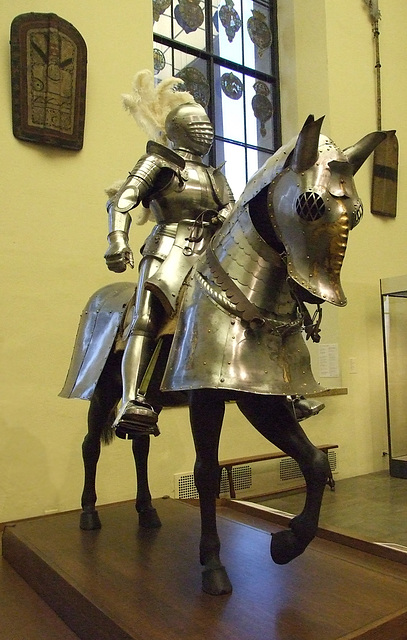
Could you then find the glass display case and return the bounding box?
[381,275,407,478]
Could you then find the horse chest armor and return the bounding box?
[160,205,323,397]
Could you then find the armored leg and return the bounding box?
[114,256,164,438]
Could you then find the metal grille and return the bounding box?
[280,450,337,482]
[175,464,252,499]
[296,191,326,221]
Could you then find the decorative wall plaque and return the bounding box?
[10,13,87,150]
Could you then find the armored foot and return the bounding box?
[115,400,160,439]
[138,506,162,528]
[80,509,102,530]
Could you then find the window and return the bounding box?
[152,0,280,200]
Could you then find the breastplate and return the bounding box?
[147,161,220,223]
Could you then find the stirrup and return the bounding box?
[114,400,160,439]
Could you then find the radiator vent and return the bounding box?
[175,464,252,500]
[280,450,337,482]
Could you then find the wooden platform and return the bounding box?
[3,498,407,640]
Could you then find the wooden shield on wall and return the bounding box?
[10,13,87,150]
[371,130,398,218]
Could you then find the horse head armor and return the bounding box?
[266,116,385,306]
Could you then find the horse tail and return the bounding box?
[101,414,117,446]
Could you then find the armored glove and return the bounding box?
[104,230,134,273]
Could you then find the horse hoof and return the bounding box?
[270,530,308,565]
[202,566,232,596]
[138,507,162,529]
[80,510,102,530]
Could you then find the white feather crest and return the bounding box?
[121,69,195,144]
[104,70,195,226]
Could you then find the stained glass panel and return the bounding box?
[173,1,206,49]
[153,0,280,177]
[245,77,274,147]
[242,0,273,74]
[214,66,245,143]
[213,0,243,64]
[215,139,246,200]
[153,0,172,37]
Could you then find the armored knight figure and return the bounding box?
[105,98,234,438]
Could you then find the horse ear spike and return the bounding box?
[343,130,388,174]
[289,115,325,173]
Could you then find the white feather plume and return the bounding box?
[104,70,195,226]
[121,69,195,144]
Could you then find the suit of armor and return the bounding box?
[104,102,234,437]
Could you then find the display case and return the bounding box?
[381,275,407,478]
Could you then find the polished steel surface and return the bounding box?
[266,134,362,307]
[161,118,385,396]
[63,117,385,407]
[59,282,134,400]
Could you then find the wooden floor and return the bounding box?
[0,537,79,639]
[3,497,407,640]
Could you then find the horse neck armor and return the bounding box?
[202,204,299,328]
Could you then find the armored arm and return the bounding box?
[104,154,163,273]
[209,169,235,226]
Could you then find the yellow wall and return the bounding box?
[279,0,407,477]
[1,0,407,524]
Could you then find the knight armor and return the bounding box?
[108,142,234,313]
[103,100,235,436]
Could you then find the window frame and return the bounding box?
[153,0,281,183]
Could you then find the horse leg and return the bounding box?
[237,394,331,565]
[132,435,162,528]
[80,352,121,530]
[80,384,107,530]
[189,389,232,596]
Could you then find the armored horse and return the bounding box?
[60,116,385,595]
